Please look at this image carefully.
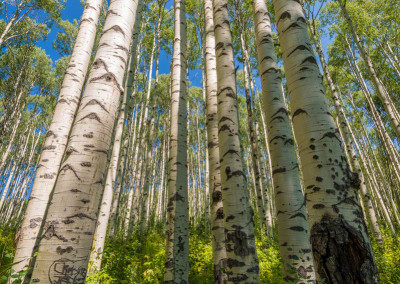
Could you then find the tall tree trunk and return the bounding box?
[272,0,379,282]
[211,0,260,282]
[164,0,189,282]
[308,28,382,240]
[88,86,128,274]
[253,0,315,281]
[30,1,139,282]
[12,0,104,275]
[240,39,267,230]
[204,0,227,281]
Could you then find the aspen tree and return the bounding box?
[30,0,140,282]
[212,0,260,282]
[307,24,383,240]
[12,0,104,275]
[88,87,129,274]
[272,0,379,282]
[204,0,227,281]
[164,0,189,282]
[253,0,315,281]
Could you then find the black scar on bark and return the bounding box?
[270,135,285,143]
[225,225,255,257]
[67,213,95,221]
[60,164,81,180]
[215,41,224,50]
[226,215,235,222]
[42,221,68,242]
[83,98,109,113]
[177,235,185,253]
[292,108,308,119]
[278,11,291,24]
[261,67,280,77]
[287,45,312,58]
[301,56,318,65]
[289,212,306,220]
[29,217,43,229]
[90,72,123,92]
[46,130,57,138]
[62,219,74,224]
[289,226,305,231]
[105,9,118,17]
[320,131,341,142]
[219,116,234,124]
[272,168,286,175]
[313,204,325,209]
[56,246,74,255]
[284,139,294,145]
[212,191,222,202]
[208,141,218,148]
[102,25,125,37]
[310,214,379,284]
[228,274,249,282]
[171,192,185,202]
[226,258,245,268]
[218,124,231,134]
[43,145,57,151]
[78,112,103,124]
[216,208,224,219]
[116,44,129,57]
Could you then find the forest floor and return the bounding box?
[0,224,399,283]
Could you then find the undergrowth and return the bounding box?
[0,225,399,283]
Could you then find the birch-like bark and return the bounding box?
[273,0,379,282]
[253,0,315,281]
[204,0,227,281]
[30,1,139,282]
[212,0,260,282]
[12,0,104,275]
[88,87,128,274]
[308,28,382,240]
[164,0,189,282]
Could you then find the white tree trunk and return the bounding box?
[253,0,315,281]
[211,0,260,282]
[273,0,379,282]
[204,0,227,281]
[30,1,139,282]
[12,0,104,276]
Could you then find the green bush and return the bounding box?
[373,228,400,284]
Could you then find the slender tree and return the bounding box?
[204,0,227,282]
[12,0,104,275]
[253,0,315,281]
[29,0,140,282]
[272,0,379,282]
[164,0,189,282]
[211,0,260,282]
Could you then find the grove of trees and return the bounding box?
[0,0,400,283]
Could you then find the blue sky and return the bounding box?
[37,0,84,63]
[37,0,331,91]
